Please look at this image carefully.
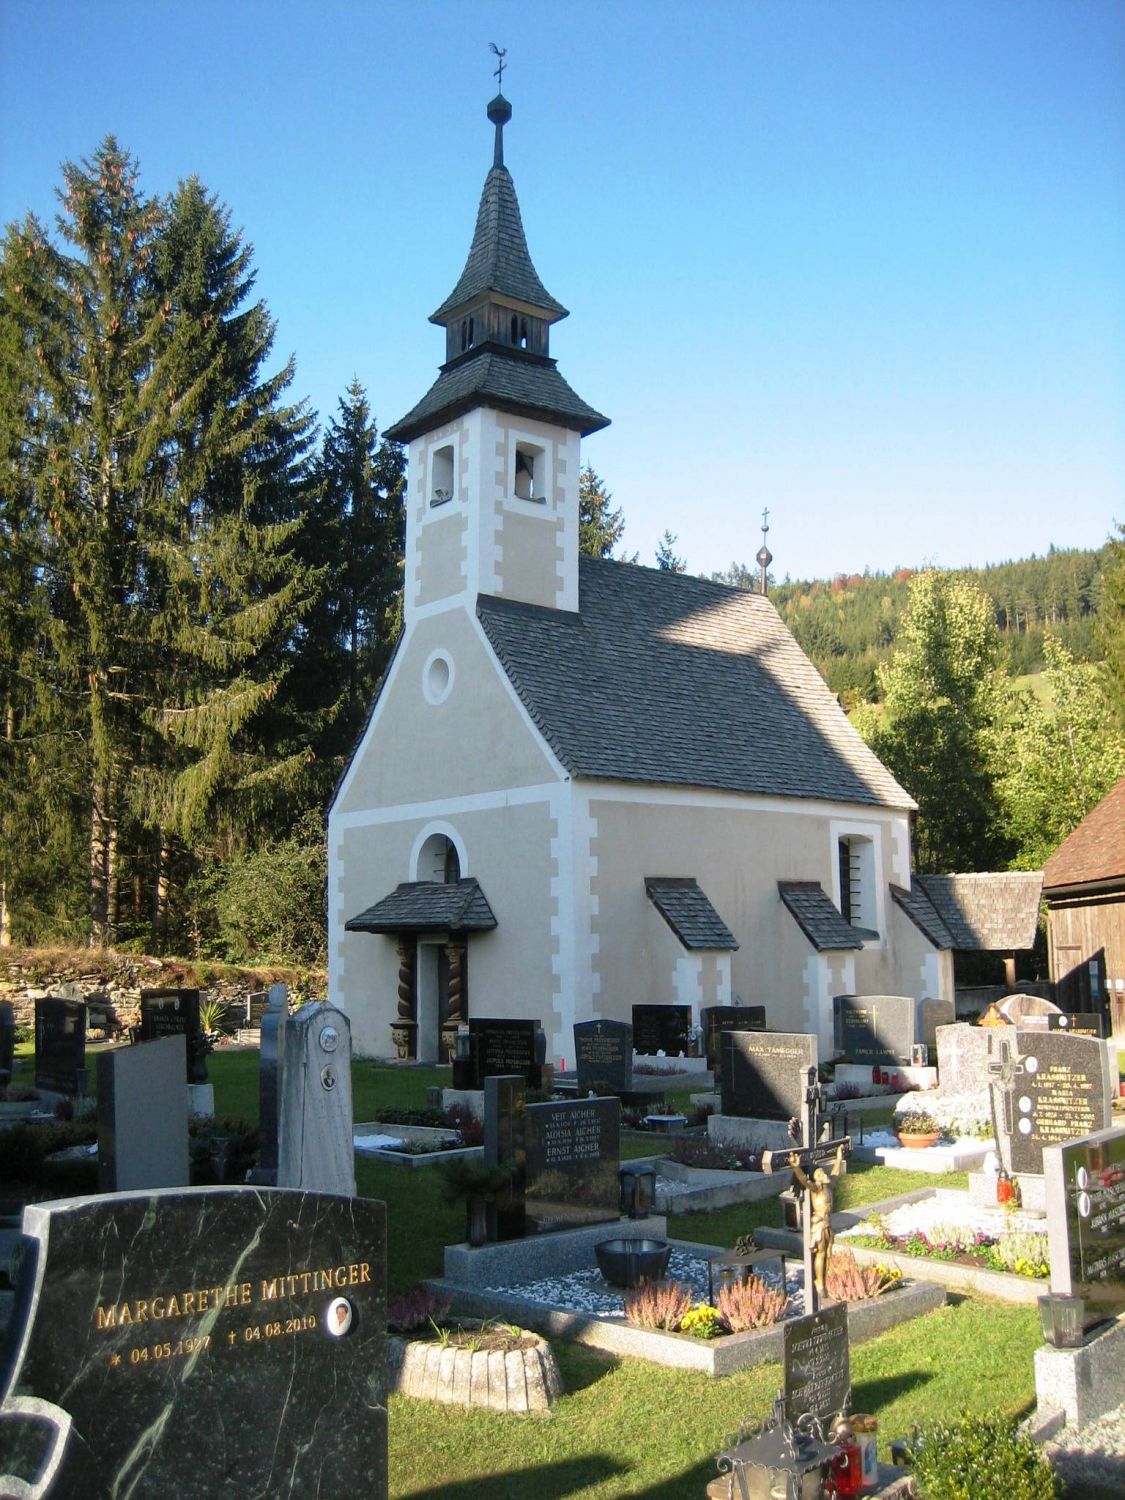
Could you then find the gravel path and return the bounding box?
[1044,1404,1125,1498]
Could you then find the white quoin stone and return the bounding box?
[277,1001,356,1196]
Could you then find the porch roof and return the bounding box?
[345,877,498,935]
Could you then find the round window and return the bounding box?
[423,651,453,705]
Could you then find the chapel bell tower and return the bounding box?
[385,88,609,621]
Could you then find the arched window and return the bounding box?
[418,833,460,884]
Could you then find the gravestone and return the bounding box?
[720,1030,817,1121]
[277,1000,355,1197]
[97,1035,190,1192]
[1048,1012,1108,1040]
[987,1029,1114,1177]
[249,983,288,1186]
[34,997,86,1097]
[466,1018,541,1088]
[0,1001,14,1088]
[918,996,956,1051]
[0,1187,386,1498]
[632,1003,692,1057]
[139,988,208,1085]
[524,1097,621,1233]
[484,1074,527,1240]
[574,1019,632,1095]
[935,1022,991,1096]
[1044,1125,1125,1331]
[833,994,916,1066]
[700,1005,766,1071]
[783,1300,850,1428]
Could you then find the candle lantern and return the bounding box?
[454,1026,472,1061]
[996,1168,1013,1205]
[715,1396,838,1500]
[618,1162,657,1219]
[1038,1294,1085,1348]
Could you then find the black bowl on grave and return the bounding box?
[595,1237,672,1288]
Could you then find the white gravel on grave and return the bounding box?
[486,1249,807,1319]
[839,1191,1044,1244]
[353,1133,406,1152]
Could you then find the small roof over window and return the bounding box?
[645,877,739,951]
[778,881,865,951]
[345,878,497,935]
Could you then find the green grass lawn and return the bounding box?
[10,1049,1048,1495]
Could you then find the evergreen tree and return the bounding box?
[1099,522,1125,728]
[578,464,625,559]
[2,140,319,946]
[861,571,1011,872]
[655,530,686,573]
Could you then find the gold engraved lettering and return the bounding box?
[182,1293,195,1315]
[119,1305,133,1326]
[96,1306,117,1331]
[240,1282,251,1305]
[261,1278,279,1301]
[135,1301,149,1324]
[151,1298,165,1320]
[360,1262,371,1284]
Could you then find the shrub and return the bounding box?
[188,1118,260,1185]
[443,1103,484,1147]
[387,1286,452,1333]
[665,1138,760,1171]
[717,1274,787,1331]
[984,1232,1050,1279]
[895,1109,940,1135]
[832,1082,863,1100]
[825,1249,901,1301]
[623,1279,692,1331]
[908,1412,1059,1500]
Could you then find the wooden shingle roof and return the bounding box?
[1042,777,1125,893]
[915,872,1042,951]
[890,880,955,949]
[477,559,916,809]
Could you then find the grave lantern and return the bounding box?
[619,1161,656,1218]
[1038,1294,1085,1348]
[715,1397,838,1500]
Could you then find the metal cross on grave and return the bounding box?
[759,1066,852,1315]
[986,1033,1030,1152]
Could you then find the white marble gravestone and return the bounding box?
[278,1001,356,1196]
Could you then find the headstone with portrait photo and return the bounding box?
[277,1000,355,1197]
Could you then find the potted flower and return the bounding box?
[895,1109,942,1149]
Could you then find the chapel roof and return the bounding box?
[476,558,917,809]
[1042,777,1125,892]
[914,871,1042,951]
[890,880,955,949]
[645,878,739,951]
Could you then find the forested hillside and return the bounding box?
[716,548,1106,707]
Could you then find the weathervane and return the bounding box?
[489,42,507,91]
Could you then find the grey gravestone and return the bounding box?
[34,997,86,1096]
[833,994,916,1066]
[700,1005,766,1071]
[721,1030,817,1121]
[987,1029,1114,1177]
[97,1035,190,1193]
[631,1004,692,1057]
[918,997,955,1051]
[0,1186,386,1498]
[1044,1125,1125,1331]
[0,1002,13,1088]
[935,1022,991,1096]
[1048,1012,1108,1040]
[467,1018,541,1088]
[574,1019,633,1095]
[484,1074,527,1241]
[996,993,1064,1026]
[277,1001,355,1197]
[524,1097,620,1233]
[783,1300,850,1427]
[249,982,289,1185]
[140,988,208,1085]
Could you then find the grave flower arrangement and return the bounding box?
[664,1138,763,1172]
[845,1219,1050,1279]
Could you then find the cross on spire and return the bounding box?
[489,42,507,90]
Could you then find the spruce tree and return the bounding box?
[578,464,626,559]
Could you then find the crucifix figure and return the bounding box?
[789,1143,847,1302]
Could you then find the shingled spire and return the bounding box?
[386,92,608,444]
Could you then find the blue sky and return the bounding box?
[2,0,1122,581]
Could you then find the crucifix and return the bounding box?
[760,1066,851,1313]
[985,1033,1030,1157]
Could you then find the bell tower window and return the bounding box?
[837,834,877,936]
[431,444,454,507]
[514,442,545,502]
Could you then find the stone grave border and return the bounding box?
[353,1120,483,1169]
[625,1153,794,1214]
[429,1227,944,1377]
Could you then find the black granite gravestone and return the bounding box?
[720,1030,817,1121]
[1044,1125,1125,1331]
[783,1301,850,1428]
[33,998,86,1097]
[0,1002,14,1088]
[832,994,916,1066]
[1048,1012,1108,1040]
[574,1019,633,1095]
[988,1029,1114,1177]
[467,1018,541,1088]
[484,1074,527,1241]
[700,1005,766,1070]
[524,1097,620,1233]
[0,1187,387,1498]
[631,1004,692,1057]
[140,988,208,1085]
